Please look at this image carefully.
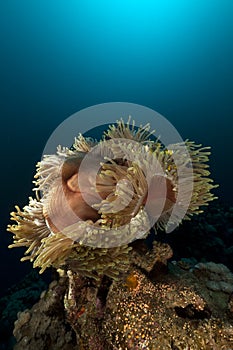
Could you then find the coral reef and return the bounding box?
[13,278,79,350]
[193,261,233,292]
[102,264,233,349]
[5,202,233,349]
[0,270,47,350]
[7,118,223,349]
[166,201,233,271]
[12,242,233,349]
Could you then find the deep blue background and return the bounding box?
[1,0,233,295]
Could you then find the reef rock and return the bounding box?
[13,250,233,350]
[13,278,79,350]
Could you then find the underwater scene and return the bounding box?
[1,1,233,349]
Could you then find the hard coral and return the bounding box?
[12,259,233,349]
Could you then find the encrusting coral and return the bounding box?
[8,118,218,280]
[12,251,233,349]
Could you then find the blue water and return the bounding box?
[1,0,233,294]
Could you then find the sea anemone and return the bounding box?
[7,118,218,279]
